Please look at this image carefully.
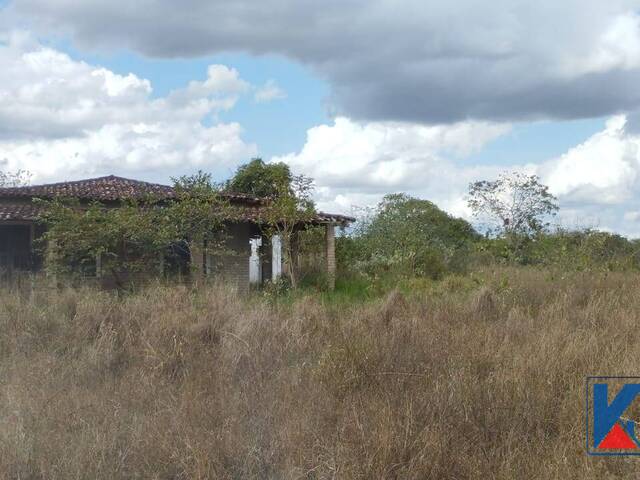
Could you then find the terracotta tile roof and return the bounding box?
[0,175,355,224]
[315,212,356,224]
[0,175,174,201]
[0,203,44,221]
[0,175,265,204]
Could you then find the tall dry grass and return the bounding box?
[1,268,640,478]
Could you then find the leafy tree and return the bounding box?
[346,193,479,279]
[468,171,558,237]
[226,158,292,197]
[168,171,231,270]
[0,169,31,187]
[40,199,170,285]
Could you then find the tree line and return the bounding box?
[2,161,640,290]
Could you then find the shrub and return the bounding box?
[342,193,479,279]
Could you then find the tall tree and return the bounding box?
[226,158,292,198]
[468,171,558,237]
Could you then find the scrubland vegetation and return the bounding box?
[2,268,640,479]
[3,166,640,478]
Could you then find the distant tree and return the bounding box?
[468,172,558,237]
[0,169,31,187]
[226,158,292,198]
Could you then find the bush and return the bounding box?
[476,229,640,272]
[341,193,479,279]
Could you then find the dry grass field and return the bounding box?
[1,268,640,478]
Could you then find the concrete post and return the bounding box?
[272,234,282,280]
[325,223,336,290]
[249,237,262,284]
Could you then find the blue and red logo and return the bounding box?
[587,377,640,455]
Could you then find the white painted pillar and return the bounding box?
[249,237,262,284]
[271,234,282,280]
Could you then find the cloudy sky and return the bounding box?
[2,1,640,234]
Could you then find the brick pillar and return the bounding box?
[325,223,336,290]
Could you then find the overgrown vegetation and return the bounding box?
[3,167,640,478]
[338,193,479,281]
[2,164,639,294]
[335,173,640,285]
[1,269,638,478]
[38,172,231,287]
[225,157,292,198]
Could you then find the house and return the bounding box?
[0,175,354,290]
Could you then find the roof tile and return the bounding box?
[0,175,354,224]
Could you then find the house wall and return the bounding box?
[205,222,262,293]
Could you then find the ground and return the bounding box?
[1,267,639,478]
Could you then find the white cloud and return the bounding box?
[535,115,640,235]
[541,116,640,205]
[272,117,511,216]
[1,122,254,180]
[0,31,257,182]
[254,79,286,103]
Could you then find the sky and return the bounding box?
[1,1,640,235]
